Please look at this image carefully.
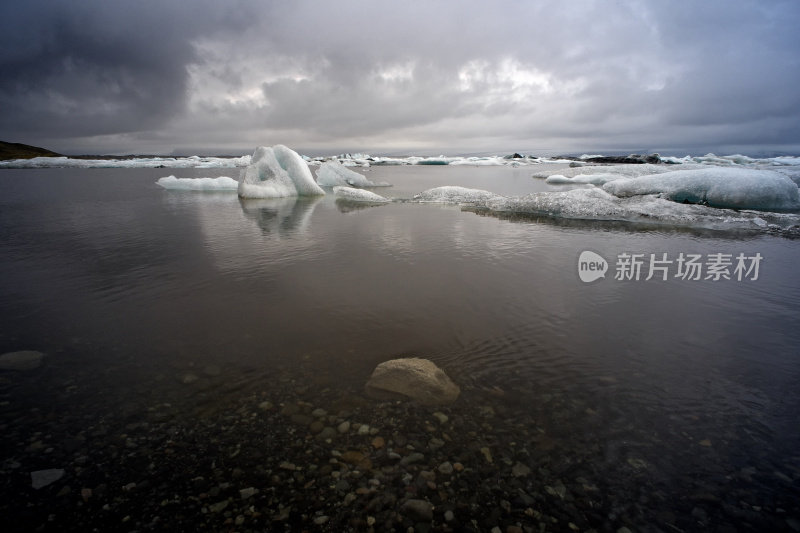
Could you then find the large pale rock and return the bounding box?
[0,350,44,371]
[365,358,460,405]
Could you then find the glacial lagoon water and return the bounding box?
[1,165,799,531]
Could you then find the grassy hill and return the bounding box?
[0,141,63,160]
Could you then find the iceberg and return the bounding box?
[315,161,391,187]
[484,188,799,230]
[602,167,800,211]
[776,167,800,187]
[411,185,800,233]
[333,186,390,203]
[238,145,325,199]
[156,175,239,191]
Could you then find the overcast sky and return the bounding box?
[2,0,799,156]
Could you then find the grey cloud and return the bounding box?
[2,0,799,155]
[0,0,253,138]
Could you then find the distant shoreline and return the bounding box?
[3,140,800,163]
[0,141,246,161]
[0,141,62,160]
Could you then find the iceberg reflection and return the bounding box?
[239,196,321,237]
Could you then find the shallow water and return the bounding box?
[1,166,799,531]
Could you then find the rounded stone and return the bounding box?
[0,350,44,371]
[364,358,460,405]
[401,498,433,522]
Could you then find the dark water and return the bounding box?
[1,166,799,530]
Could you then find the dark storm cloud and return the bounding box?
[0,0,252,138]
[2,0,799,155]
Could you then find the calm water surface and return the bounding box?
[1,165,799,529]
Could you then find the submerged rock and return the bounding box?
[401,498,434,522]
[0,350,44,371]
[31,468,64,489]
[365,358,460,405]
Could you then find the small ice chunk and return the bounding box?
[238,145,325,198]
[316,161,390,187]
[602,167,800,210]
[413,186,503,205]
[448,156,505,166]
[156,175,239,191]
[546,173,623,185]
[333,186,390,203]
[414,156,452,165]
[544,174,571,184]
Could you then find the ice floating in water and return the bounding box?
[412,186,800,233]
[4,150,800,170]
[545,173,622,185]
[0,155,251,169]
[412,186,503,204]
[238,145,325,199]
[315,161,391,187]
[411,156,454,165]
[449,156,507,166]
[156,175,239,191]
[534,163,674,180]
[602,167,800,211]
[333,186,390,203]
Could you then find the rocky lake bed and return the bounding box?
[1,354,798,533]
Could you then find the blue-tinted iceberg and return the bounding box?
[602,167,800,211]
[238,145,325,198]
[316,161,390,187]
[411,185,800,233]
[333,186,390,203]
[156,175,239,191]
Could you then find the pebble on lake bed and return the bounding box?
[31,468,64,489]
[0,350,44,371]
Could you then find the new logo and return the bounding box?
[578,250,608,283]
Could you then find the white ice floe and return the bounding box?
[412,186,503,204]
[6,150,800,170]
[0,155,251,169]
[315,161,391,187]
[545,173,622,185]
[156,175,239,191]
[332,186,390,203]
[774,167,800,187]
[534,163,674,180]
[238,145,325,199]
[659,153,800,167]
[602,167,800,211]
[448,156,507,166]
[487,188,800,230]
[411,185,800,232]
[409,156,455,165]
